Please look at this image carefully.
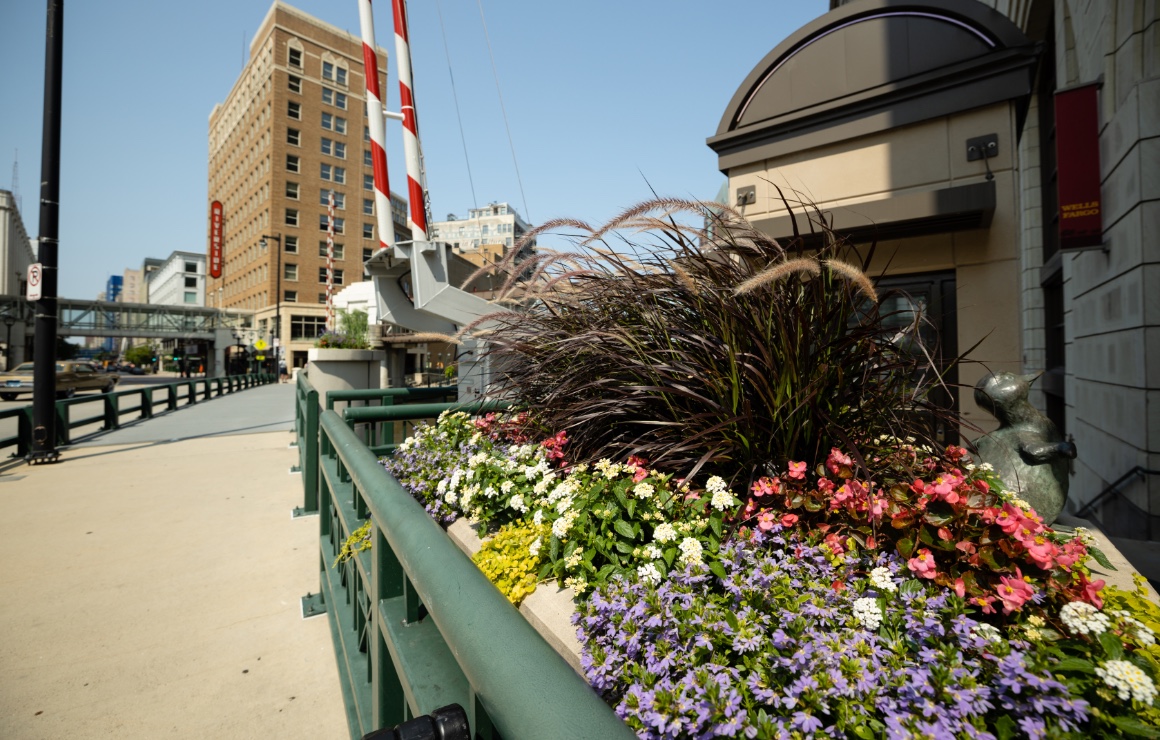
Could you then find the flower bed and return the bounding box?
[378,202,1160,738]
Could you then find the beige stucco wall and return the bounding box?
[727,101,1023,436]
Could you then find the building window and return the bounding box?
[320,268,345,285]
[184,276,197,288]
[321,138,345,159]
[363,127,370,143]
[285,208,299,227]
[363,248,374,261]
[363,149,372,167]
[184,291,198,304]
[288,74,301,94]
[363,198,374,216]
[321,112,347,134]
[320,191,345,209]
[320,163,346,184]
[290,314,326,339]
[284,236,298,254]
[184,262,197,273]
[318,215,345,233]
[322,61,348,86]
[285,181,299,199]
[287,101,301,120]
[288,47,302,68]
[318,293,327,304]
[363,174,374,191]
[286,154,299,173]
[363,222,374,239]
[287,128,300,146]
[284,290,298,303]
[284,263,298,281]
[322,88,347,109]
[319,242,344,260]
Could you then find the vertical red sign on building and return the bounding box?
[1054,83,1103,251]
[209,200,224,278]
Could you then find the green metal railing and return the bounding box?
[311,401,633,740]
[0,373,274,456]
[291,377,456,517]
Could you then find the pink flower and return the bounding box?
[1023,535,1057,570]
[816,478,835,494]
[868,494,887,521]
[751,477,780,498]
[756,510,776,531]
[787,461,807,480]
[907,548,938,579]
[953,577,966,598]
[824,532,845,555]
[780,513,799,528]
[995,571,1035,614]
[632,467,649,483]
[1082,576,1105,609]
[826,448,853,476]
[1055,539,1086,570]
[971,595,997,615]
[993,504,1024,535]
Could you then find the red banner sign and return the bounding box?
[1054,84,1103,251]
[209,200,223,278]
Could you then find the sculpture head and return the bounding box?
[974,371,1039,421]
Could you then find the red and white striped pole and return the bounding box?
[326,190,336,331]
[392,0,428,241]
[357,0,395,252]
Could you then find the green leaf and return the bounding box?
[896,537,916,559]
[1052,657,1095,674]
[709,516,723,538]
[708,560,727,580]
[993,714,1017,740]
[1100,632,1125,661]
[615,541,634,554]
[549,536,559,562]
[663,547,677,568]
[614,519,636,540]
[723,610,740,631]
[899,579,924,595]
[852,726,875,740]
[597,564,616,580]
[1111,716,1160,738]
[614,487,629,510]
[1088,545,1117,571]
[626,499,636,518]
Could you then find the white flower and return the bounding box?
[522,465,540,480]
[555,496,573,514]
[1111,610,1158,647]
[1096,659,1157,704]
[678,537,703,566]
[532,509,544,526]
[653,523,678,544]
[971,623,1003,645]
[1060,601,1111,636]
[500,480,515,494]
[449,470,462,491]
[483,486,498,499]
[552,510,578,540]
[443,489,458,505]
[710,488,733,512]
[563,575,588,592]
[978,462,995,472]
[468,452,489,468]
[528,538,542,557]
[643,544,663,560]
[869,566,897,593]
[510,494,527,513]
[1073,526,1096,546]
[637,563,662,586]
[564,548,584,569]
[633,482,655,500]
[706,476,728,494]
[852,597,883,630]
[436,479,448,495]
[533,478,552,496]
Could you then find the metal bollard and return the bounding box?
[360,703,470,740]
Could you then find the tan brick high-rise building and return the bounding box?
[207,1,410,369]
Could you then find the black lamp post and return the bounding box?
[2,314,15,370]
[259,234,282,375]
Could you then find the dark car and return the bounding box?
[0,361,119,400]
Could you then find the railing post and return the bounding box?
[294,386,320,517]
[103,392,119,431]
[17,406,32,457]
[168,385,178,411]
[54,400,70,445]
[141,388,152,419]
[202,380,211,401]
[187,382,197,405]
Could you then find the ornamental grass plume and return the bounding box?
[467,197,965,485]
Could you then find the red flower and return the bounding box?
[1023,535,1057,570]
[953,577,966,598]
[780,513,799,528]
[751,477,780,498]
[787,461,807,480]
[1080,574,1105,609]
[756,510,776,531]
[826,448,853,476]
[994,504,1024,535]
[824,532,846,556]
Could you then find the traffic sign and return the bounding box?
[256,354,266,361]
[27,263,42,301]
[254,339,269,351]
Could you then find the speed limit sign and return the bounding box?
[27,263,42,301]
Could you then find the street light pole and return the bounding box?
[259,234,282,375]
[2,314,15,371]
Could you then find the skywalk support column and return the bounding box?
[30,0,63,463]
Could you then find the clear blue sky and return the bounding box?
[0,0,825,299]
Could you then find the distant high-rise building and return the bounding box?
[430,202,535,269]
[206,1,410,369]
[145,252,205,307]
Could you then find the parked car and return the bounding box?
[0,361,119,401]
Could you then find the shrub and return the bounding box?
[476,198,962,488]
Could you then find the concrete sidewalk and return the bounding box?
[0,423,346,738]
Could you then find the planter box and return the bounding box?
[305,348,385,404]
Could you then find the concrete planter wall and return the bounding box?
[306,348,385,403]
